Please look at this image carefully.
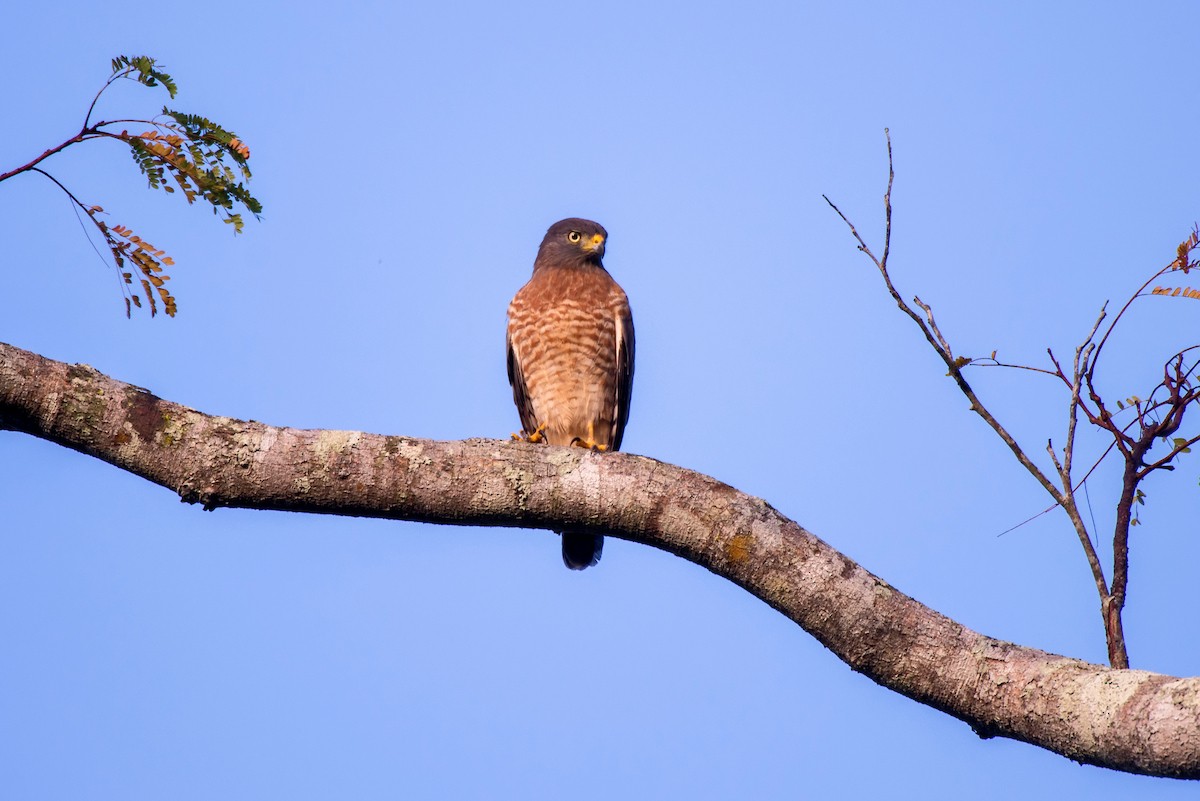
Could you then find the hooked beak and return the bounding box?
[583,232,606,256]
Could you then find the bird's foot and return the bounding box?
[512,423,547,444]
[570,436,607,452]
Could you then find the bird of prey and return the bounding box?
[506,218,635,569]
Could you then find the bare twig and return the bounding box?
[825,136,1200,669]
[968,358,1062,378]
[825,132,1067,515]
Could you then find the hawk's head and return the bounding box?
[535,218,608,269]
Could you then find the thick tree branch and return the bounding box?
[2,339,1199,779]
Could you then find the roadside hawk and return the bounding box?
[506,218,635,569]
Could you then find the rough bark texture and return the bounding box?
[2,339,1198,778]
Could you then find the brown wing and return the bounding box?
[506,327,540,437]
[610,299,635,452]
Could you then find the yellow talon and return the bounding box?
[514,423,547,444]
[570,421,608,451]
[569,439,608,451]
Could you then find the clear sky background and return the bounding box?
[2,2,1199,798]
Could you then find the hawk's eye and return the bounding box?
[567,231,582,243]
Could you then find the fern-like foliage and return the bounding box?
[98,218,176,317]
[123,113,261,233]
[1150,228,1200,299]
[0,55,263,317]
[110,55,178,99]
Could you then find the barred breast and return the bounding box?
[507,265,627,448]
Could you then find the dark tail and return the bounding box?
[561,531,603,570]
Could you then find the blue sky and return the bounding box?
[2,2,1199,798]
